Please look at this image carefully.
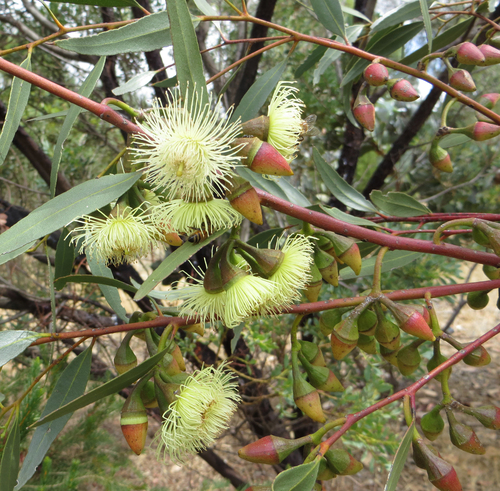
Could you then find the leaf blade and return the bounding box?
[384,421,415,491]
[0,331,44,368]
[0,412,20,491]
[272,458,321,491]
[311,0,346,39]
[370,190,431,217]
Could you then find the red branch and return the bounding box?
[257,189,500,267]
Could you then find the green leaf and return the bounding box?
[340,250,422,280]
[0,172,141,259]
[277,178,311,207]
[134,228,227,300]
[419,0,433,54]
[167,0,208,104]
[370,190,431,217]
[57,11,171,55]
[320,205,383,227]
[371,0,430,32]
[31,347,168,428]
[314,148,377,212]
[272,458,321,491]
[15,347,93,490]
[27,110,69,122]
[0,55,32,167]
[0,243,35,266]
[0,412,20,491]
[0,331,44,368]
[247,228,284,247]
[384,421,415,491]
[341,22,424,87]
[51,57,105,197]
[54,274,137,293]
[311,0,345,39]
[295,44,328,78]
[87,257,128,323]
[48,0,140,6]
[400,19,473,67]
[235,167,288,201]
[439,133,471,149]
[231,60,287,123]
[112,70,157,96]
[152,75,178,88]
[341,6,371,23]
[192,0,217,15]
[54,228,75,284]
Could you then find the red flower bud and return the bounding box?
[452,42,485,65]
[479,93,500,109]
[464,405,500,430]
[353,94,375,131]
[429,141,453,173]
[226,176,263,225]
[382,298,435,341]
[363,62,389,86]
[387,79,420,102]
[449,69,476,92]
[120,381,149,455]
[447,410,486,454]
[478,44,500,66]
[238,434,312,464]
[234,137,293,176]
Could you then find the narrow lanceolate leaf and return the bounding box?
[340,250,422,280]
[48,0,140,7]
[32,347,168,428]
[54,274,137,294]
[370,191,431,217]
[57,11,171,55]
[0,55,32,167]
[51,57,105,197]
[0,331,44,368]
[0,172,141,259]
[0,243,35,266]
[112,70,157,96]
[0,412,20,491]
[439,133,470,149]
[295,44,328,78]
[311,0,345,40]
[341,5,371,23]
[320,205,383,227]
[371,0,431,32]
[236,167,288,201]
[54,228,75,282]
[134,229,227,300]
[272,457,321,491]
[278,178,312,207]
[167,0,208,104]
[314,148,377,212]
[384,422,415,491]
[419,0,433,54]
[247,227,284,248]
[231,60,287,123]
[87,256,128,323]
[15,347,93,490]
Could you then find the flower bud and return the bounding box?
[292,352,326,422]
[353,94,375,132]
[298,351,344,392]
[412,438,441,469]
[483,264,500,280]
[381,298,435,341]
[363,62,389,86]
[120,382,148,455]
[319,232,362,275]
[114,331,138,375]
[467,290,490,310]
[387,79,420,102]
[317,458,337,480]
[421,407,445,441]
[180,322,205,336]
[397,340,423,376]
[331,316,359,360]
[305,262,323,302]
[446,410,485,454]
[463,405,500,430]
[324,449,363,475]
[448,69,476,92]
[154,371,180,415]
[234,137,293,176]
[374,306,401,350]
[357,334,377,354]
[241,115,269,141]
[170,343,186,372]
[357,308,378,336]
[314,246,339,286]
[456,121,500,141]
[379,345,400,367]
[319,309,344,336]
[478,44,500,65]
[427,350,451,383]
[429,140,453,173]
[140,380,158,409]
[299,340,326,367]
[225,176,263,225]
[449,42,485,65]
[331,332,358,360]
[479,93,500,109]
[464,345,491,367]
[235,240,284,278]
[238,434,312,464]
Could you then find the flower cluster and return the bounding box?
[155,363,241,464]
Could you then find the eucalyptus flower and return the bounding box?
[131,90,242,201]
[71,205,157,265]
[155,363,241,464]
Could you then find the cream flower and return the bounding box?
[71,206,157,265]
[130,91,242,201]
[267,82,305,162]
[151,198,243,235]
[155,363,241,464]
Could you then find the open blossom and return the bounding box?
[155,363,241,464]
[130,90,242,201]
[71,205,157,265]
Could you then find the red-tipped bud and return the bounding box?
[120,382,148,455]
[443,335,491,367]
[449,69,476,92]
[467,290,490,310]
[238,434,312,465]
[331,331,358,360]
[114,331,138,375]
[160,230,183,246]
[357,334,377,354]
[397,340,423,376]
[457,121,500,141]
[357,308,378,336]
[447,410,486,454]
[479,93,500,109]
[314,246,339,286]
[429,141,453,173]
[324,449,363,475]
[483,264,500,280]
[170,343,186,372]
[382,298,435,341]
[226,176,263,225]
[450,42,485,65]
[478,44,500,65]
[387,79,420,102]
[299,340,326,367]
[299,351,344,392]
[234,137,293,176]
[363,62,389,86]
[463,405,500,430]
[421,407,445,441]
[353,94,375,132]
[319,309,344,336]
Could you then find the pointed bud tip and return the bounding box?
[251,142,293,176]
[388,79,420,102]
[121,422,148,455]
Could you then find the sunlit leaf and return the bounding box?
[0,412,20,491]
[112,70,158,96]
[371,0,431,32]
[272,458,321,491]
[311,0,345,39]
[384,421,415,491]
[0,331,44,368]
[370,190,431,217]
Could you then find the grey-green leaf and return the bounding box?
[236,167,288,201]
[134,228,227,300]
[0,331,44,368]
[247,228,284,247]
[341,6,371,23]
[419,0,433,54]
[340,250,422,280]
[48,0,140,7]
[371,0,431,32]
[276,177,311,207]
[438,133,471,149]
[370,190,431,217]
[57,11,171,55]
[295,44,328,78]
[384,421,415,491]
[314,148,377,212]
[0,243,35,266]
[31,347,168,428]
[272,458,321,491]
[54,274,137,294]
[54,227,75,283]
[320,205,383,227]
[51,57,105,197]
[15,347,93,490]
[0,172,142,259]
[0,412,20,491]
[311,0,345,40]
[112,70,158,96]
[0,55,32,167]
[231,60,287,123]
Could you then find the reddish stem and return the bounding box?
[369,213,500,223]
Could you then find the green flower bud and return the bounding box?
[357,334,377,355]
[357,308,378,336]
[298,351,344,392]
[467,290,490,310]
[324,449,363,475]
[314,246,339,286]
[447,410,486,454]
[397,340,424,376]
[114,331,137,375]
[299,340,326,367]
[421,407,445,441]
